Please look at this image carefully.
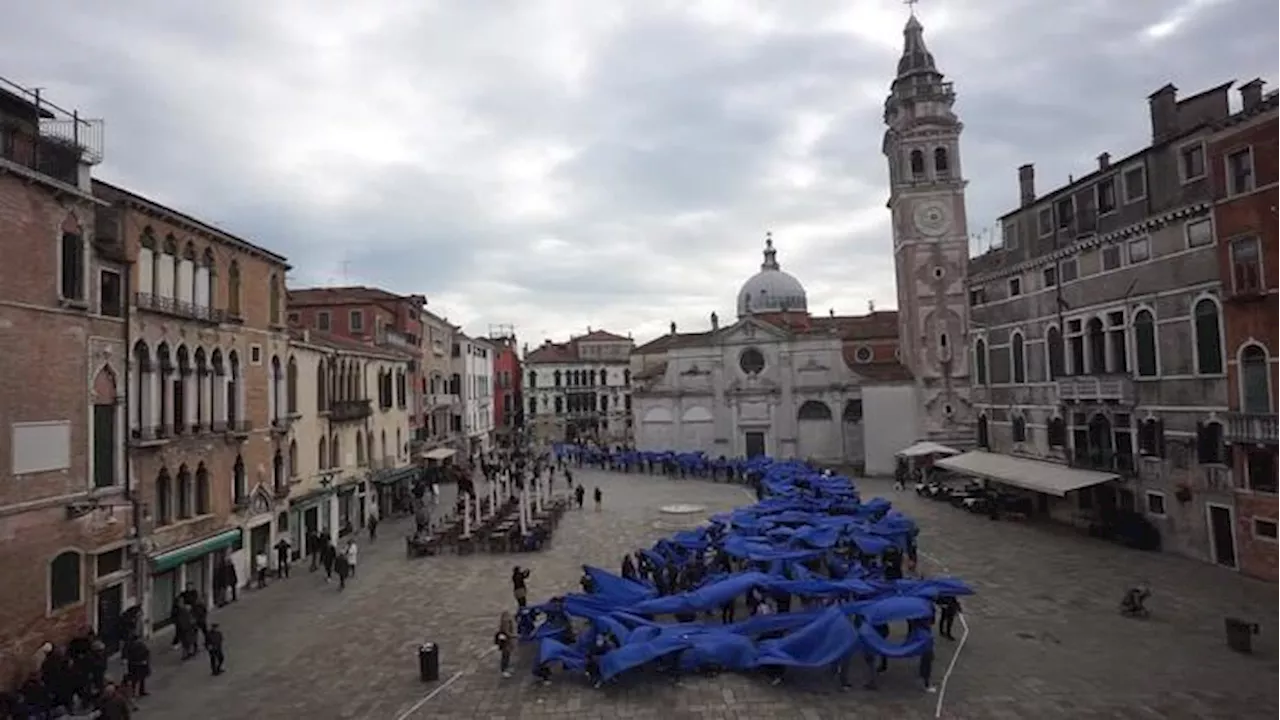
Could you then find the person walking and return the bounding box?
[345,539,359,579]
[593,487,602,510]
[275,537,292,579]
[122,636,150,700]
[205,624,226,676]
[335,550,351,590]
[511,566,531,609]
[254,550,269,589]
[367,514,379,542]
[307,529,320,571]
[321,537,336,582]
[495,612,516,678]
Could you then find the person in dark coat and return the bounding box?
[620,554,636,581]
[174,603,198,659]
[320,537,337,581]
[275,538,292,578]
[367,514,379,542]
[96,682,131,720]
[334,552,351,590]
[123,636,151,698]
[574,485,585,509]
[40,646,72,713]
[306,529,320,571]
[205,623,226,675]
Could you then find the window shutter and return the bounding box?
[1194,421,1207,464]
[1154,420,1166,458]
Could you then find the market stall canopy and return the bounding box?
[424,447,457,461]
[895,441,962,458]
[935,451,1118,497]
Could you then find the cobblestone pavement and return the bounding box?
[125,469,1278,720]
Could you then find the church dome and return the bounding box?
[736,233,808,318]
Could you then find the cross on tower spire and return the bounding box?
[761,231,779,270]
[904,0,919,16]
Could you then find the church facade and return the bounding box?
[630,239,920,476]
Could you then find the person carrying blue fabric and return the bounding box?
[938,595,962,640]
[620,554,637,581]
[909,615,938,693]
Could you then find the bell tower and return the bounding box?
[883,10,973,444]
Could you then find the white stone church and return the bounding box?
[629,14,974,475]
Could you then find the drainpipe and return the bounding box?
[122,229,146,627]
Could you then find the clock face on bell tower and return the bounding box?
[882,10,973,444]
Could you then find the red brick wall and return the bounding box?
[492,340,522,430]
[1211,111,1279,582]
[0,175,131,686]
[1234,490,1278,581]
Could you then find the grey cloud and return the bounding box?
[1,0,1276,343]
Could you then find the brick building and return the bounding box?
[489,327,523,447]
[286,287,425,449]
[1207,81,1279,580]
[0,79,130,683]
[92,180,292,631]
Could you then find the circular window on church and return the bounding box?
[933,266,945,279]
[944,404,954,416]
[739,347,766,375]
[854,346,873,363]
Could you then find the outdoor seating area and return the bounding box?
[407,473,569,558]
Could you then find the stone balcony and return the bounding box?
[1224,412,1278,446]
[329,399,372,422]
[1056,374,1135,404]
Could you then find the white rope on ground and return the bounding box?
[920,550,970,719]
[393,645,498,720]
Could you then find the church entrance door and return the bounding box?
[744,431,766,458]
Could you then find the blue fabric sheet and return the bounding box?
[528,446,973,682]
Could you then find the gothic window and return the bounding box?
[176,464,192,519]
[1086,318,1106,373]
[1241,344,1271,413]
[1046,326,1064,380]
[233,454,247,502]
[1137,419,1165,458]
[600,369,608,386]
[1193,299,1223,374]
[934,147,949,176]
[528,371,537,389]
[195,462,210,514]
[228,260,242,317]
[554,370,562,387]
[1012,415,1028,443]
[976,415,990,448]
[973,340,988,384]
[155,468,172,526]
[529,396,538,416]
[1130,310,1158,377]
[287,357,298,413]
[269,273,281,324]
[739,348,765,375]
[909,149,925,179]
[554,396,563,414]
[319,437,327,470]
[317,359,328,410]
[1047,417,1067,447]
[1011,333,1026,384]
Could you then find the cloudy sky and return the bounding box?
[4,0,1276,345]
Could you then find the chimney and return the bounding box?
[586,326,592,333]
[1097,153,1110,170]
[710,312,719,331]
[669,321,677,335]
[1148,83,1179,142]
[1241,78,1265,112]
[1018,164,1036,208]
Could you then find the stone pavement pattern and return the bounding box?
[128,470,1277,720]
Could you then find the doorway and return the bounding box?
[304,506,319,536]
[1206,503,1237,568]
[744,431,766,459]
[96,583,125,654]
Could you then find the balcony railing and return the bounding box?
[134,292,225,324]
[225,419,251,435]
[330,399,372,422]
[0,78,104,188]
[1057,374,1134,404]
[1224,412,1278,445]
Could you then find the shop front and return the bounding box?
[373,465,422,518]
[147,528,242,631]
[289,487,335,550]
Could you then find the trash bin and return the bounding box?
[1224,617,1258,654]
[418,642,440,682]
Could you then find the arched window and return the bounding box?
[553,370,562,387]
[330,435,340,468]
[319,437,328,469]
[600,369,608,386]
[287,356,298,414]
[554,396,563,414]
[974,340,988,384]
[1047,417,1067,447]
[228,260,242,317]
[1046,326,1064,380]
[1012,415,1027,443]
[233,454,246,503]
[1241,344,1271,413]
[1011,333,1026,384]
[156,468,172,526]
[528,370,537,389]
[1086,318,1106,373]
[176,464,192,519]
[624,369,631,385]
[356,431,366,466]
[227,350,241,425]
[273,449,284,489]
[976,415,990,448]
[1193,299,1223,374]
[49,551,83,611]
[529,396,538,416]
[909,149,925,179]
[934,147,949,175]
[195,462,210,515]
[1133,310,1158,377]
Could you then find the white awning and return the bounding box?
[896,441,962,458]
[935,450,1118,497]
[424,447,457,461]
